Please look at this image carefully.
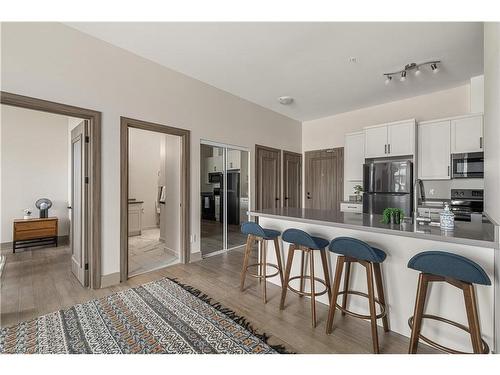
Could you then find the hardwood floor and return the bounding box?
[0,245,436,353]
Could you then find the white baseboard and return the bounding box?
[100,272,120,288]
[190,251,203,262]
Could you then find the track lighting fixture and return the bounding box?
[383,60,440,84]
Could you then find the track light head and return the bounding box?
[400,71,407,82]
[385,76,392,85]
[431,63,439,73]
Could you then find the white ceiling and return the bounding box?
[67,22,484,121]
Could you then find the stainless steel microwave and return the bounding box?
[451,152,484,178]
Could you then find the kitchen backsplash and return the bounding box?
[422,179,484,199]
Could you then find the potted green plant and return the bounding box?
[381,208,405,224]
[353,184,363,202]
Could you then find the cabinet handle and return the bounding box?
[388,144,391,154]
[448,166,450,177]
[480,137,483,149]
[384,144,387,154]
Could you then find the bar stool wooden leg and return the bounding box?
[240,235,253,291]
[373,263,389,332]
[273,238,284,286]
[366,262,380,353]
[341,261,351,316]
[262,240,267,303]
[299,251,306,297]
[280,244,295,310]
[408,273,429,354]
[326,256,345,334]
[320,248,332,300]
[309,250,317,327]
[463,283,483,353]
[258,240,263,284]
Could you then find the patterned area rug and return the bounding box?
[0,278,289,354]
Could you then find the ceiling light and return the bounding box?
[278,96,294,105]
[382,60,441,85]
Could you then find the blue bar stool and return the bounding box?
[407,251,490,354]
[279,228,332,328]
[326,237,389,354]
[240,222,284,303]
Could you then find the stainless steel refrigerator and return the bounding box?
[362,160,413,216]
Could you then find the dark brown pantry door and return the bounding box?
[283,151,302,208]
[255,145,281,210]
[304,148,344,211]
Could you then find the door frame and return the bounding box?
[255,144,281,210]
[1,91,102,288]
[282,150,303,208]
[120,117,190,282]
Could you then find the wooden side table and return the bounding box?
[12,217,58,253]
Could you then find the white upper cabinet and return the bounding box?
[364,119,415,158]
[364,124,388,158]
[387,120,415,157]
[418,120,451,180]
[227,150,241,170]
[451,115,483,153]
[344,132,365,181]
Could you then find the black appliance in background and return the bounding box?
[362,160,413,216]
[209,172,223,184]
[450,189,484,221]
[204,171,241,225]
[200,192,215,220]
[451,152,484,178]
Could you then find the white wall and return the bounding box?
[0,23,302,277]
[303,84,470,151]
[159,135,181,255]
[128,128,161,229]
[1,105,70,242]
[484,23,500,224]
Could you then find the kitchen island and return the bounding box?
[250,207,499,353]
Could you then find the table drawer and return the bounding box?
[15,228,57,241]
[15,220,57,232]
[340,202,363,213]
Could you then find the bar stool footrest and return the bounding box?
[287,275,328,297]
[408,314,489,354]
[335,290,387,320]
[245,263,280,279]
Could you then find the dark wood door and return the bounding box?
[304,148,343,211]
[283,151,302,208]
[255,145,281,210]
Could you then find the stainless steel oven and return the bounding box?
[451,152,484,178]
